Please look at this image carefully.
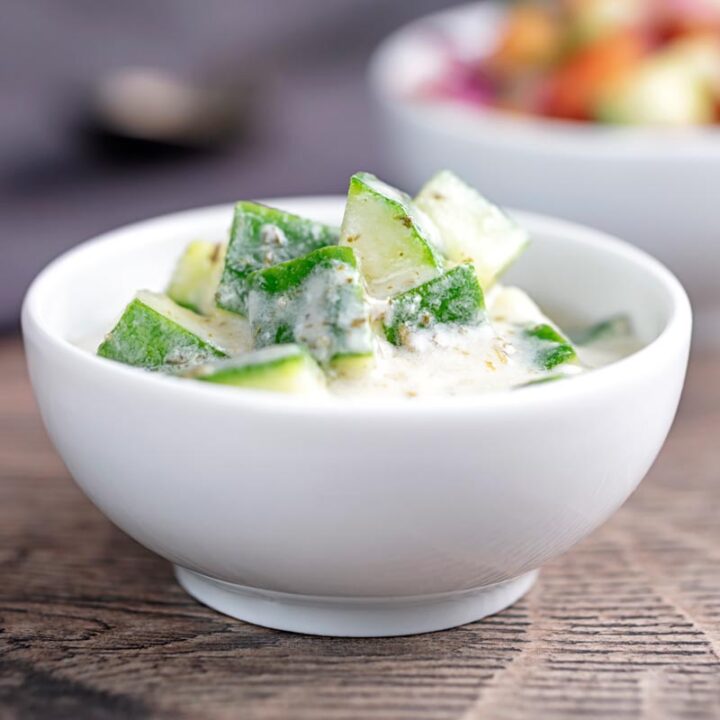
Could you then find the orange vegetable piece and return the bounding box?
[490,4,561,73]
[543,30,648,120]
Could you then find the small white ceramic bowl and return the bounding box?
[369,1,720,310]
[22,198,691,637]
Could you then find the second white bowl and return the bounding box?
[370,1,720,310]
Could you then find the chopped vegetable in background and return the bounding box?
[422,0,720,126]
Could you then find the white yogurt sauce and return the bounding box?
[81,286,640,398]
[327,286,639,398]
[576,336,642,370]
[330,320,577,399]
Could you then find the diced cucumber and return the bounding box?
[489,287,577,370]
[97,291,229,371]
[339,172,444,298]
[516,374,566,389]
[216,202,339,315]
[524,323,578,370]
[247,246,373,372]
[569,314,632,346]
[488,286,548,325]
[329,352,375,379]
[187,344,326,394]
[595,54,715,125]
[167,240,226,315]
[415,171,529,290]
[383,264,486,346]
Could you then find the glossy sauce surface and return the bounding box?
[82,285,640,398]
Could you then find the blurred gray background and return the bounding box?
[1,0,460,330]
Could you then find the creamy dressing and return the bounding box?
[332,321,558,398]
[576,336,642,370]
[330,285,640,397]
[82,286,640,398]
[248,259,372,365]
[330,321,638,399]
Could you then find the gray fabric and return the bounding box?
[1,0,460,329]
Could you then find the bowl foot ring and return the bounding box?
[175,566,538,637]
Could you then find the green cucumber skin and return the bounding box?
[199,357,299,385]
[251,246,356,295]
[516,374,566,389]
[340,172,443,298]
[328,351,375,378]
[97,298,227,371]
[216,265,247,315]
[216,202,340,315]
[193,346,324,392]
[248,246,373,367]
[570,315,632,346]
[384,264,485,346]
[174,299,201,314]
[525,323,577,370]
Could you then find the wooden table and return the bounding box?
[1,337,718,720]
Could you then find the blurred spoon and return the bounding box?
[88,66,252,152]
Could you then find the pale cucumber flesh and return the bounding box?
[415,170,529,290]
[339,172,444,298]
[167,240,226,315]
[97,291,228,371]
[188,344,326,394]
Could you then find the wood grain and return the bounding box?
[0,337,718,720]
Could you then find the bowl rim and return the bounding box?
[368,0,720,158]
[21,197,692,417]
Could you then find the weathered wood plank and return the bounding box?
[1,338,718,720]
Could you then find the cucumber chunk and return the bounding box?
[488,286,548,325]
[188,344,326,394]
[339,172,444,298]
[167,240,226,315]
[247,246,373,372]
[383,264,486,346]
[524,323,578,370]
[569,314,632,346]
[97,291,229,371]
[216,202,339,315]
[516,374,566,389]
[489,287,577,370]
[415,171,529,290]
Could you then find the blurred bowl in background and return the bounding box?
[369,1,720,313]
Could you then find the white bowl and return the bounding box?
[22,197,691,637]
[369,1,720,311]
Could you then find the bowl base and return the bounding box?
[174,566,538,637]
